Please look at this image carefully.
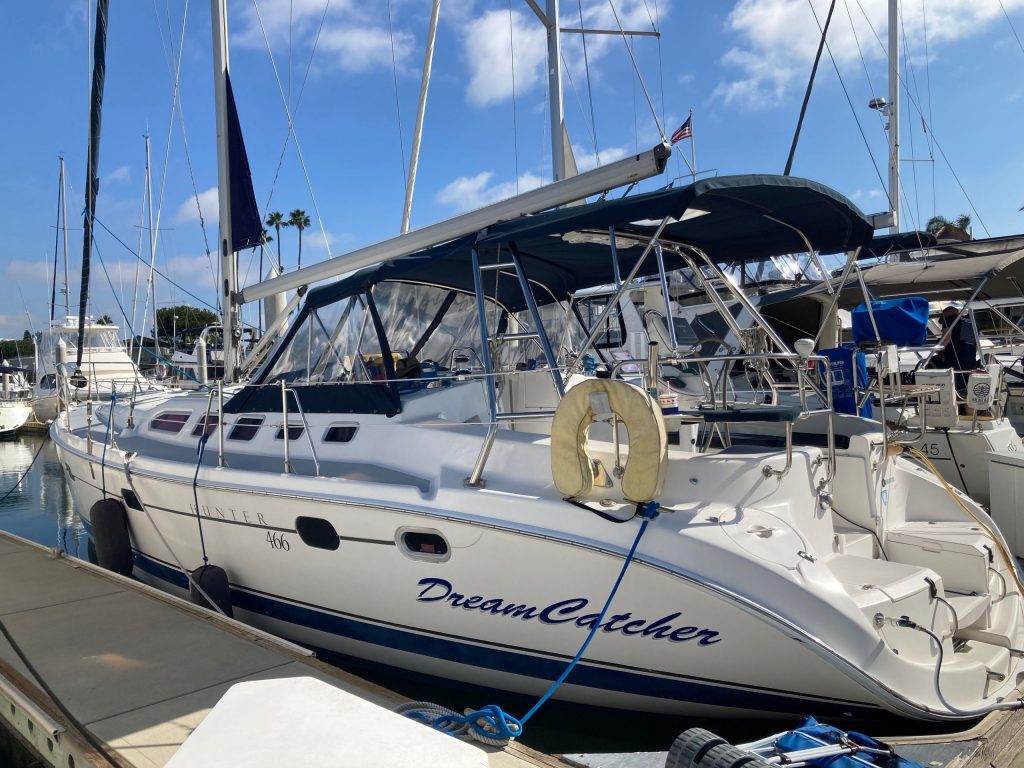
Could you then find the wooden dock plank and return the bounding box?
[0,531,561,767]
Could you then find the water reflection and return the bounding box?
[0,432,87,557]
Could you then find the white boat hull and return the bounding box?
[53,395,1024,721]
[0,401,33,436]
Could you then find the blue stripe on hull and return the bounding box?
[130,551,883,719]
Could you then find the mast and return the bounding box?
[887,0,900,234]
[74,0,110,377]
[60,156,71,318]
[50,157,65,322]
[546,0,567,182]
[211,0,239,382]
[139,133,157,367]
[401,0,441,234]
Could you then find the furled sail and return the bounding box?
[74,0,110,374]
[225,73,262,253]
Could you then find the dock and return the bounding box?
[0,530,563,767]
[563,703,1024,768]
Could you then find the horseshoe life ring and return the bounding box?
[550,379,668,503]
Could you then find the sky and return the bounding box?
[0,0,1022,341]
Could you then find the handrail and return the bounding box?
[280,380,291,474]
[613,351,838,484]
[287,386,322,477]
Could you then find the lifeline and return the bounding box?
[415,577,721,645]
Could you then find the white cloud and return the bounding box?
[464,10,546,107]
[716,0,1024,110]
[318,25,414,73]
[303,228,335,254]
[105,165,131,185]
[572,143,630,173]
[6,260,51,283]
[164,254,219,292]
[461,1,665,108]
[174,187,219,225]
[232,0,413,75]
[436,170,547,212]
[849,187,885,203]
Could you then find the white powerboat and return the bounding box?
[54,176,1024,723]
[32,315,164,424]
[0,363,33,436]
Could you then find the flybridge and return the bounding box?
[236,142,672,305]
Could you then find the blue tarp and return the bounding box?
[776,717,924,768]
[819,346,871,418]
[851,297,929,346]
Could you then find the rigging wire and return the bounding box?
[841,0,923,231]
[386,0,408,189]
[152,0,216,287]
[92,215,220,315]
[840,2,888,145]
[649,0,668,152]
[560,51,600,155]
[148,0,195,294]
[260,0,330,223]
[998,0,1024,57]
[289,0,294,105]
[921,0,936,220]
[805,1,888,195]
[250,0,334,260]
[631,42,639,154]
[606,0,664,141]
[852,0,990,236]
[897,4,921,233]
[786,0,838,177]
[577,0,600,163]
[508,0,521,191]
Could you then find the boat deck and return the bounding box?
[0,530,560,767]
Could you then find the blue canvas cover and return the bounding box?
[775,717,924,768]
[851,297,929,346]
[819,346,871,418]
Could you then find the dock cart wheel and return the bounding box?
[666,728,727,768]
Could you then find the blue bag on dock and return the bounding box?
[776,716,924,768]
[851,297,929,346]
[819,346,872,418]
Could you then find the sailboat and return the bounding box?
[52,0,1024,725]
[32,149,165,425]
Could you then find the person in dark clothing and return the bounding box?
[939,305,979,393]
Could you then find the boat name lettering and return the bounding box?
[188,503,269,526]
[415,578,721,646]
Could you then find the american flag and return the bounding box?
[670,116,693,145]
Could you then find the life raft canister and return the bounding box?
[550,379,667,503]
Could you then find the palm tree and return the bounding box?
[265,211,284,270]
[926,213,971,240]
[288,208,311,269]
